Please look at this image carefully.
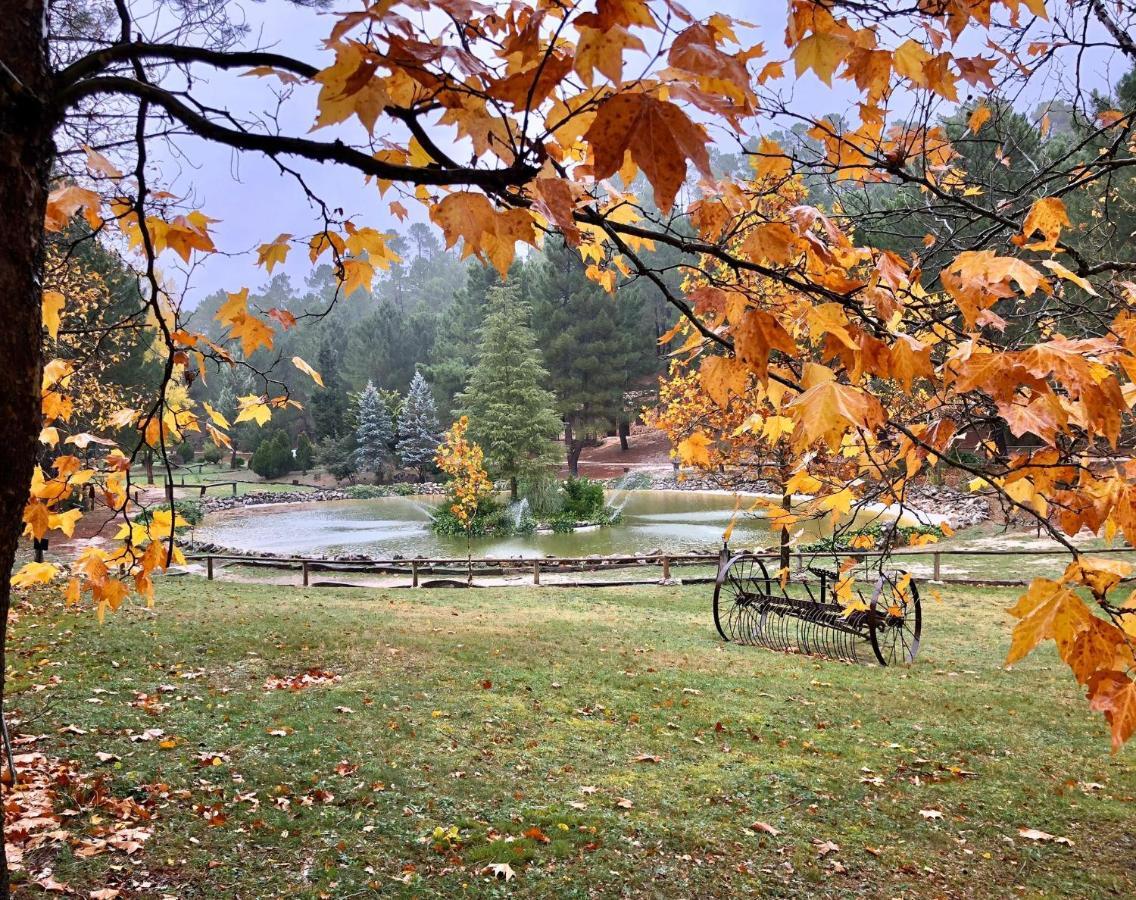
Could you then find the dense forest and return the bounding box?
[184,228,681,479]
[63,69,1136,488]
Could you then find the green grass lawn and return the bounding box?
[133,463,326,497]
[8,578,1135,898]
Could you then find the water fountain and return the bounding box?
[605,471,641,516]
[509,497,530,530]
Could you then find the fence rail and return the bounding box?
[183,544,1136,589]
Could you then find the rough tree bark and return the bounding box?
[0,3,53,895]
[564,420,583,477]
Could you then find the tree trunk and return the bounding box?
[780,465,792,573]
[230,446,239,470]
[0,4,53,895]
[564,420,582,477]
[617,419,630,452]
[144,447,154,484]
[509,476,518,502]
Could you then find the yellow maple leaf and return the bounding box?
[42,290,65,340]
[291,356,325,388]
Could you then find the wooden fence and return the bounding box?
[183,545,1136,589]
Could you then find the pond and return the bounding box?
[194,490,838,559]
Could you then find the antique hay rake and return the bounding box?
[712,546,922,666]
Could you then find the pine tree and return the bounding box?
[396,370,442,478]
[354,380,394,480]
[457,285,562,499]
[526,239,632,475]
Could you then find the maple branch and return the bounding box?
[55,76,540,190]
[53,42,319,89]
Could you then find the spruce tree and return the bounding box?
[396,370,442,479]
[457,286,562,499]
[354,380,394,480]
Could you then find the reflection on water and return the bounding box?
[196,491,832,559]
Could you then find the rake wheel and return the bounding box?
[713,553,772,643]
[867,570,922,666]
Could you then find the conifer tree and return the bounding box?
[354,380,394,480]
[458,286,562,499]
[397,370,442,479]
[527,239,633,475]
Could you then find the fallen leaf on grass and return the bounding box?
[524,826,550,844]
[634,754,663,764]
[919,809,943,819]
[814,839,840,857]
[579,785,597,795]
[34,873,70,893]
[751,821,781,836]
[483,862,515,881]
[264,668,340,691]
[615,797,633,809]
[1019,827,1074,845]
[90,889,121,899]
[266,727,293,737]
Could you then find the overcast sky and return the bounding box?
[156,1,799,305]
[152,1,1118,307]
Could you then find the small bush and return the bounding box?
[317,434,357,481]
[250,431,293,479]
[176,441,195,464]
[799,522,947,554]
[559,477,607,520]
[295,433,314,472]
[431,496,502,537]
[518,471,561,518]
[202,445,223,465]
[136,499,203,530]
[346,484,394,499]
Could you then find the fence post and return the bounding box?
[411,560,419,588]
[795,551,803,571]
[932,552,941,582]
[533,560,540,585]
[206,556,213,580]
[231,482,237,497]
[661,556,671,581]
[302,561,309,587]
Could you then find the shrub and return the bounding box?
[202,445,223,465]
[136,499,203,530]
[295,433,314,472]
[346,484,393,499]
[518,470,561,518]
[250,431,293,479]
[798,522,947,554]
[559,477,607,520]
[317,434,357,481]
[176,441,195,464]
[431,495,501,537]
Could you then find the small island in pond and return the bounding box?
[431,476,621,538]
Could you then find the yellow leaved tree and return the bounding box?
[2,15,1136,883]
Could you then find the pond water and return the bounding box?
[195,490,836,559]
